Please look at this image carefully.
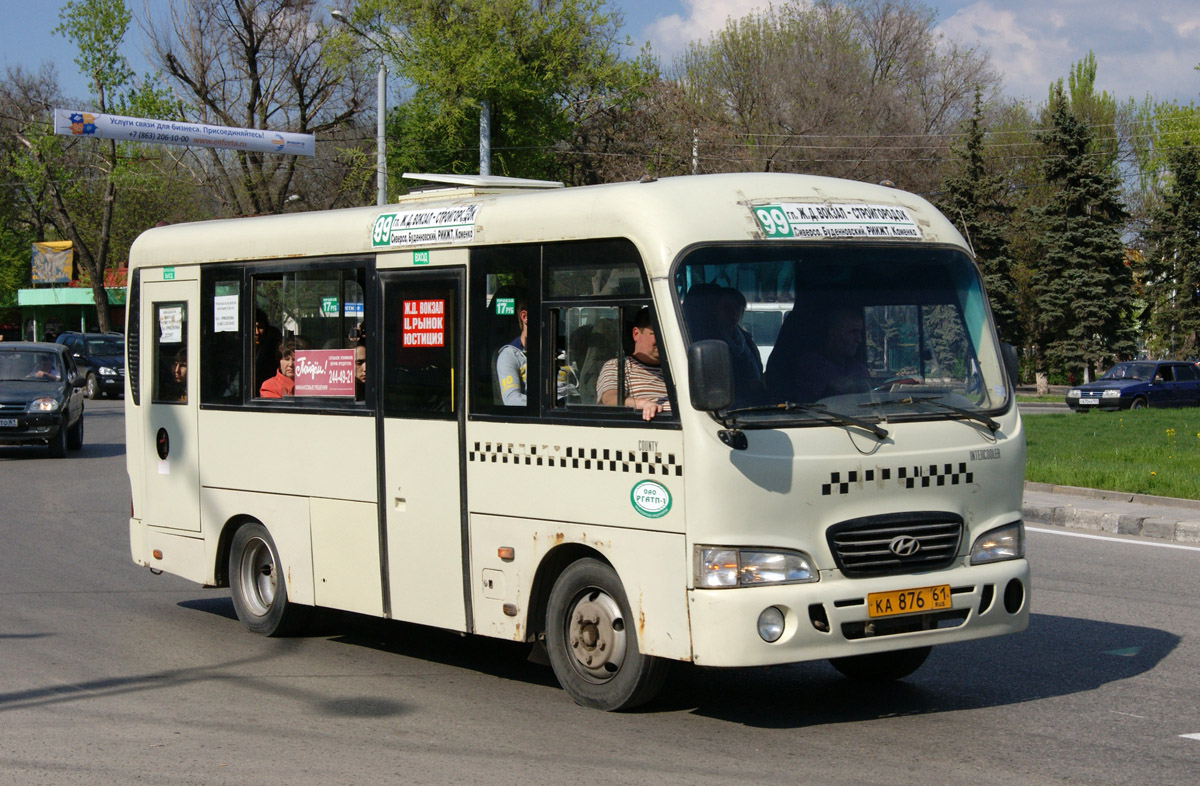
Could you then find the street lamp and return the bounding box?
[332,10,388,206]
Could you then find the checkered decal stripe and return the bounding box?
[469,442,683,476]
[822,462,974,495]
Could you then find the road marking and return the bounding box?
[1027,526,1200,552]
[1180,734,1200,742]
[1102,647,1140,657]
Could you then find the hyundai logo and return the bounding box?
[889,536,921,557]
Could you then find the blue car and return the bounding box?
[1065,361,1200,411]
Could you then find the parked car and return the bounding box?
[56,331,125,399]
[0,342,86,457]
[1065,360,1200,411]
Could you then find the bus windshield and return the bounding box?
[674,244,1009,426]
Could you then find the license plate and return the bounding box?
[0,418,16,428]
[867,585,952,618]
[1080,398,1099,406]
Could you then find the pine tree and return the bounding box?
[1144,142,1200,356]
[937,91,1020,347]
[1027,83,1136,379]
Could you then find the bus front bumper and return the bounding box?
[687,559,1029,667]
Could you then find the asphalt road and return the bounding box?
[1,399,1198,785]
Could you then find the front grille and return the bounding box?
[827,512,963,577]
[0,402,25,414]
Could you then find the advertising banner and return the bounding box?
[54,109,315,157]
[294,349,356,397]
[31,241,73,284]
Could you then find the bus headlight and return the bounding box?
[695,547,818,588]
[970,521,1024,565]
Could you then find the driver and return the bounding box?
[767,307,869,402]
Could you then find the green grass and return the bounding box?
[1015,394,1064,403]
[1024,408,1200,499]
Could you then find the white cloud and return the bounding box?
[935,0,1200,103]
[638,0,1200,103]
[644,0,774,56]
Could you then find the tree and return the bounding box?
[36,0,138,332]
[668,0,997,193]
[146,0,373,214]
[937,91,1020,346]
[1026,83,1136,382]
[1143,142,1200,356]
[343,0,652,185]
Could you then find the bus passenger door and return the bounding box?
[379,269,468,630]
[140,275,201,532]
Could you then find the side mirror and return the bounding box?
[69,373,86,388]
[688,340,733,412]
[1000,343,1018,388]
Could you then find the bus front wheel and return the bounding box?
[545,558,667,711]
[229,523,311,636]
[829,645,932,682]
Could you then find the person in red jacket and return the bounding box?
[259,337,301,398]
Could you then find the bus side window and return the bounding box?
[469,245,538,414]
[554,306,619,406]
[152,301,187,404]
[201,276,243,404]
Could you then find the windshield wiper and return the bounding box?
[725,401,888,439]
[865,395,999,431]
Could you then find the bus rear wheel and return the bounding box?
[229,523,311,636]
[829,645,932,682]
[545,558,667,711]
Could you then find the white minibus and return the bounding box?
[126,172,1028,710]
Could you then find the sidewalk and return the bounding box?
[1023,481,1200,543]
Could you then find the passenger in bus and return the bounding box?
[684,284,765,406]
[596,307,670,421]
[259,337,302,398]
[354,339,367,400]
[766,306,869,402]
[170,347,188,401]
[253,309,283,392]
[495,301,528,405]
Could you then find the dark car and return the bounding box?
[1065,360,1200,411]
[56,331,125,399]
[0,342,86,457]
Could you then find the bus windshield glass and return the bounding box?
[674,244,1009,426]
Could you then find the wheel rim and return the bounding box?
[87,375,97,398]
[237,536,277,617]
[564,587,627,684]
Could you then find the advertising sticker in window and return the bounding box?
[294,349,356,397]
[403,299,445,347]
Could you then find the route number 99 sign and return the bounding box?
[753,206,793,237]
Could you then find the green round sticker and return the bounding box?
[631,480,671,518]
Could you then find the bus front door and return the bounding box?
[140,275,201,533]
[379,268,468,630]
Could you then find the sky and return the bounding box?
[1,0,1198,108]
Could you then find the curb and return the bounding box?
[1022,481,1200,544]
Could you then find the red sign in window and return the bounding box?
[294,349,356,397]
[403,299,445,347]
